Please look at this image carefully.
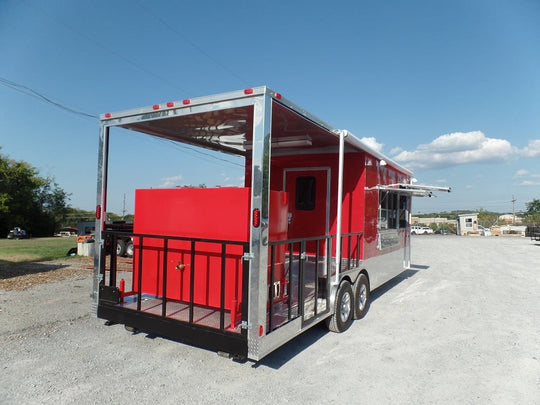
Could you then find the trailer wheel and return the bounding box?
[125,240,134,258]
[353,274,370,320]
[116,240,126,257]
[326,281,354,333]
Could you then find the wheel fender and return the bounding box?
[353,270,370,290]
[328,277,352,312]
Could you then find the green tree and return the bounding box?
[0,149,70,236]
[477,208,498,228]
[524,199,540,223]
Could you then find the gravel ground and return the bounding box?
[1,236,539,404]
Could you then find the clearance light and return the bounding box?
[104,113,112,118]
[259,325,264,337]
[274,93,282,99]
[153,104,160,110]
[182,99,191,105]
[244,88,254,95]
[253,208,260,227]
[166,102,175,107]
[96,205,101,219]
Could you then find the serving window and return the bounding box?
[379,191,409,230]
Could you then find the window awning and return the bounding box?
[366,183,451,197]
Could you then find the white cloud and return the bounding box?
[390,146,403,155]
[159,174,183,188]
[435,179,447,183]
[360,137,384,153]
[465,185,474,189]
[519,180,540,186]
[392,131,515,170]
[521,139,540,157]
[513,169,529,178]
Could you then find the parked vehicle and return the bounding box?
[93,87,449,361]
[434,228,449,235]
[7,227,28,239]
[478,225,491,236]
[411,225,434,235]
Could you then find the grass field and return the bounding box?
[0,237,78,263]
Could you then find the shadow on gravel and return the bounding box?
[371,267,425,302]
[255,264,431,369]
[253,322,329,370]
[0,259,69,279]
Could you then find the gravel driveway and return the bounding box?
[1,236,539,404]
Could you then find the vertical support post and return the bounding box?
[93,124,109,301]
[334,130,346,284]
[247,92,272,358]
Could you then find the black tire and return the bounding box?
[125,240,134,258]
[67,247,78,256]
[116,240,126,257]
[326,281,354,333]
[353,274,370,320]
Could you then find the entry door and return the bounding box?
[283,168,330,239]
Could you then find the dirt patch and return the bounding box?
[0,257,93,291]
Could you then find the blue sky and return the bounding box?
[1,0,539,215]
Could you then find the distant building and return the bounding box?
[457,213,478,236]
[498,214,523,224]
[77,221,95,236]
[411,217,457,226]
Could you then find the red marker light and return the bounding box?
[244,88,254,95]
[166,102,175,107]
[96,205,101,219]
[104,113,112,118]
[259,325,264,337]
[182,99,191,105]
[274,93,282,99]
[253,208,260,227]
[153,104,160,110]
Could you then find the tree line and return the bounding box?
[0,149,70,237]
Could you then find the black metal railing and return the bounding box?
[267,232,363,332]
[100,230,249,334]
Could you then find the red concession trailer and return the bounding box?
[93,87,449,361]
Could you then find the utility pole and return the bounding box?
[511,195,516,224]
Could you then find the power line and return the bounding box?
[23,0,190,94]
[136,0,249,87]
[159,138,244,169]
[0,76,97,120]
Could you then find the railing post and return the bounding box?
[268,244,275,332]
[314,239,320,317]
[220,243,226,331]
[137,236,144,312]
[109,234,117,287]
[287,242,293,320]
[161,238,168,318]
[189,240,196,324]
[299,241,305,319]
